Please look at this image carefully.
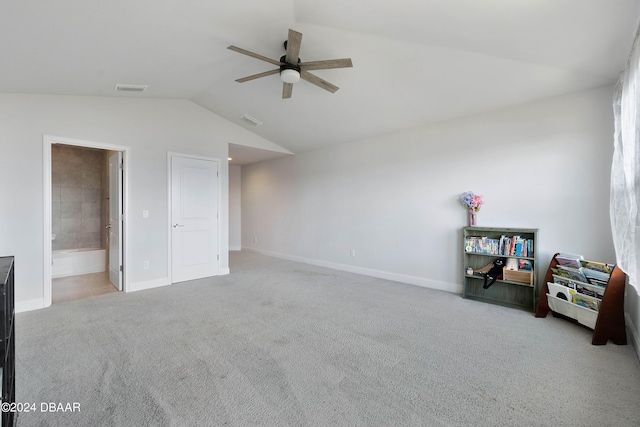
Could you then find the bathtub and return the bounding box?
[52,248,107,278]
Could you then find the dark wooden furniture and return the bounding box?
[535,253,626,345]
[0,257,15,426]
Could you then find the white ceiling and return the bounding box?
[1,1,639,164]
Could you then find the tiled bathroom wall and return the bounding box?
[52,145,107,251]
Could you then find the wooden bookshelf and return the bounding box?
[463,227,538,311]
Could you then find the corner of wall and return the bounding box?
[625,312,640,362]
[623,282,640,361]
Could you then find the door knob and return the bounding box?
[173,224,185,228]
[105,224,112,229]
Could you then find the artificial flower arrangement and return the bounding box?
[460,191,484,212]
[460,191,484,226]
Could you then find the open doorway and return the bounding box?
[43,135,129,307]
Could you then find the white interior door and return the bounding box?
[171,155,219,283]
[108,151,123,290]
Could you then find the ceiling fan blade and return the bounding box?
[300,71,339,93]
[285,29,302,64]
[235,69,280,83]
[300,58,353,71]
[227,46,283,66]
[282,83,293,99]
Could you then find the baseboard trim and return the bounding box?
[625,313,640,362]
[243,247,462,294]
[127,278,170,293]
[16,298,46,313]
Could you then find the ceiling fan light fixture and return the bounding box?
[280,68,300,84]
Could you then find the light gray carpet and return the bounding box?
[15,251,640,426]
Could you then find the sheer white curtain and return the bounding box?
[611,26,640,290]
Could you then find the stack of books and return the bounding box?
[464,235,534,257]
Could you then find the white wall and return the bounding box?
[229,165,242,250]
[0,93,277,311]
[242,85,617,294]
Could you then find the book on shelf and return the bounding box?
[555,253,583,269]
[505,258,518,271]
[580,259,614,275]
[552,274,576,289]
[585,277,609,288]
[575,282,605,299]
[552,275,605,297]
[547,282,572,301]
[552,266,589,283]
[570,290,601,312]
[514,241,524,257]
[518,259,533,271]
[581,267,611,284]
[557,252,584,260]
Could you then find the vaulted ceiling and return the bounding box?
[1,1,638,162]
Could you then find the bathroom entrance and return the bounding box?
[44,135,128,306]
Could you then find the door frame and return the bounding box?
[108,151,124,291]
[167,152,222,284]
[43,135,130,307]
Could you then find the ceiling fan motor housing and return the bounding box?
[279,55,301,83]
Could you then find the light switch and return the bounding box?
[142,210,149,218]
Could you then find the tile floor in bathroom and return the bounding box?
[52,272,119,303]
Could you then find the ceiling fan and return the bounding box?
[227,29,353,99]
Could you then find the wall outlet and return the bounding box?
[142,210,149,219]
[254,236,258,243]
[143,260,149,270]
[51,233,56,240]
[350,249,356,257]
